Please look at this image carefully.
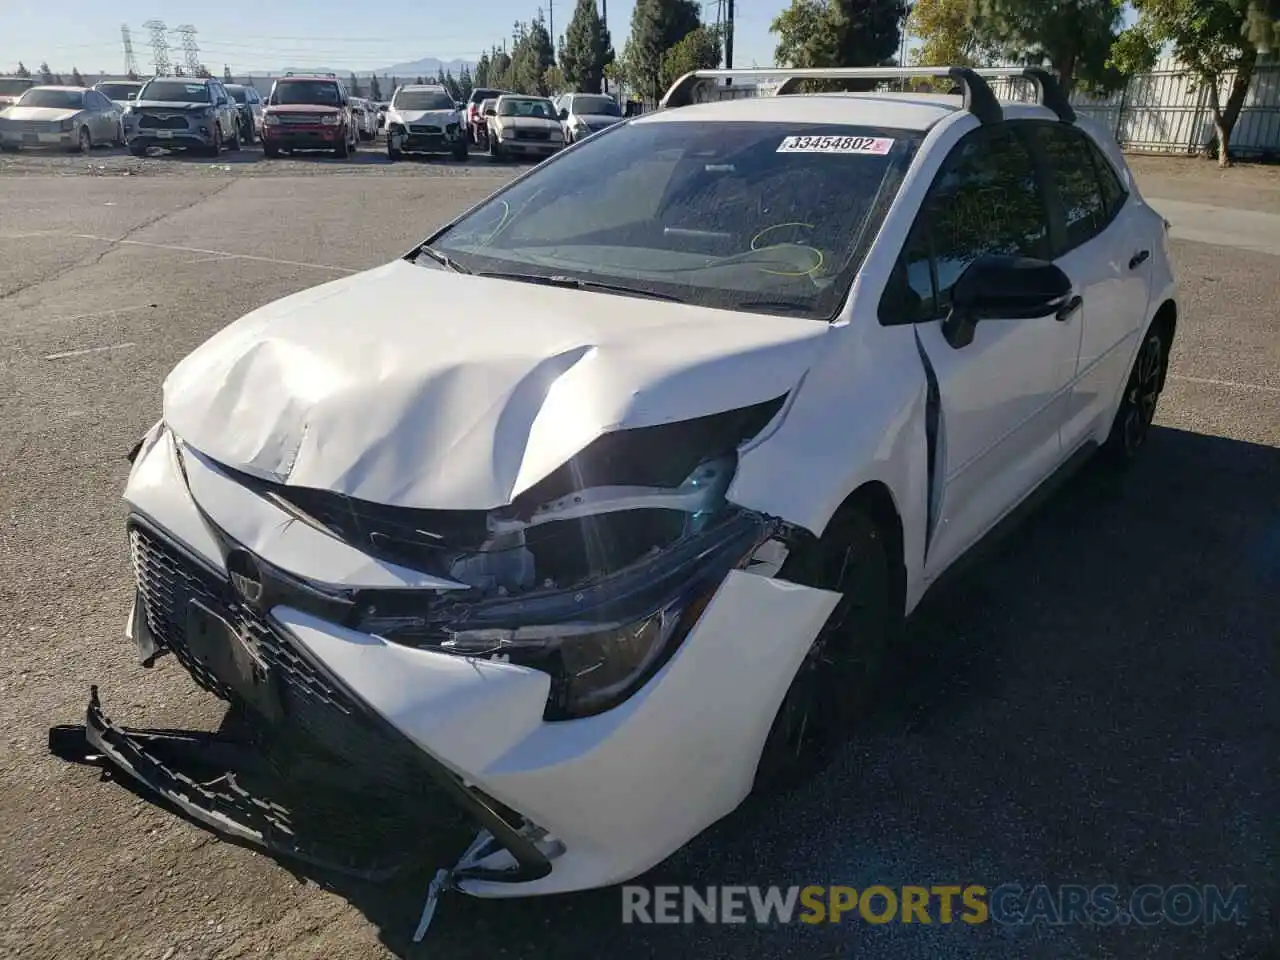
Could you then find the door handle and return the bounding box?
[1055,295,1083,322]
[1128,249,1150,270]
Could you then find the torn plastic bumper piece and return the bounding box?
[58,685,554,886]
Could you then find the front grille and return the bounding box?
[128,524,434,795]
[279,113,326,125]
[514,128,551,141]
[138,114,189,130]
[11,120,58,134]
[409,124,441,134]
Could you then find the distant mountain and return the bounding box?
[252,58,474,80]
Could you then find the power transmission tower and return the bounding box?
[143,20,170,75]
[121,24,139,76]
[175,24,201,77]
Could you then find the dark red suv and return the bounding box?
[261,74,358,158]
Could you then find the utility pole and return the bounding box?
[143,20,170,76]
[724,0,734,86]
[121,24,139,77]
[602,0,609,94]
[549,0,554,49]
[175,24,200,77]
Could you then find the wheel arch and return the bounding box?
[1149,299,1177,390]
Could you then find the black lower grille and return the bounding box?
[138,114,189,130]
[127,524,439,800]
[514,129,551,141]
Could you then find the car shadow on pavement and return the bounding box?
[71,425,1280,958]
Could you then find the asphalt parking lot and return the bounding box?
[0,147,1277,960]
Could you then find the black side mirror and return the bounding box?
[943,255,1075,348]
[558,108,569,121]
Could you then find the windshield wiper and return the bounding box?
[414,245,471,274]
[475,271,685,303]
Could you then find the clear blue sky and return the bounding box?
[2,0,787,76]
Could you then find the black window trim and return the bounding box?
[877,119,1052,327]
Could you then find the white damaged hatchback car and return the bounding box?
[59,66,1177,928]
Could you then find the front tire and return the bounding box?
[452,138,468,161]
[74,126,91,154]
[114,122,125,147]
[206,127,222,157]
[753,506,898,794]
[263,143,279,158]
[334,134,350,159]
[227,125,241,152]
[1103,322,1169,464]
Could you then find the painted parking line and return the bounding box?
[1169,374,1280,395]
[70,234,356,273]
[45,342,136,361]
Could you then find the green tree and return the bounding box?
[661,25,723,89]
[349,72,363,96]
[369,74,382,99]
[1111,0,1278,166]
[15,61,31,78]
[544,64,566,94]
[458,63,474,99]
[196,64,212,79]
[223,64,233,82]
[969,0,1123,95]
[560,0,615,93]
[127,68,139,80]
[38,61,53,83]
[70,67,84,86]
[509,13,556,93]
[771,0,907,86]
[626,0,702,101]
[390,75,400,94]
[909,0,988,67]
[474,53,492,87]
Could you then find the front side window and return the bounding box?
[227,87,247,104]
[17,89,85,109]
[430,120,920,320]
[886,124,1048,323]
[1036,125,1108,254]
[393,88,455,111]
[271,81,341,106]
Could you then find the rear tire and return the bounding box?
[129,143,147,157]
[113,122,125,147]
[752,506,899,794]
[1102,321,1170,465]
[263,143,279,158]
[228,126,241,152]
[452,138,468,161]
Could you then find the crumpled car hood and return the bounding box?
[163,259,829,511]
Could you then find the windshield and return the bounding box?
[469,89,503,105]
[97,82,141,100]
[17,89,84,109]
[140,80,209,103]
[498,97,555,119]
[430,120,918,320]
[270,81,340,106]
[571,95,620,117]
[0,78,33,96]
[393,89,454,111]
[226,86,248,103]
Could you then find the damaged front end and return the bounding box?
[54,393,812,909]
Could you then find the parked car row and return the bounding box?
[1,77,628,163]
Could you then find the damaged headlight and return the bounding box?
[361,508,776,719]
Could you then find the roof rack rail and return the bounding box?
[660,66,1075,125]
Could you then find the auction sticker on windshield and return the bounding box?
[777,135,894,155]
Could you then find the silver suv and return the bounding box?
[126,77,241,156]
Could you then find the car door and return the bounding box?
[1031,123,1154,451]
[890,122,1082,578]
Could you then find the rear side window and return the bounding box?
[1036,125,1110,254]
[1092,145,1128,220]
[881,123,1049,324]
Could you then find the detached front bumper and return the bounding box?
[85,426,838,897]
[263,126,343,148]
[129,131,213,149]
[389,127,464,154]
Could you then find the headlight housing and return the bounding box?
[321,114,340,126]
[61,118,76,131]
[263,114,281,126]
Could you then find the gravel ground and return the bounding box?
[0,148,1276,960]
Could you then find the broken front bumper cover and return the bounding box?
[55,683,556,885]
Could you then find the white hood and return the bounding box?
[163,259,827,511]
[2,106,79,122]
[498,115,560,131]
